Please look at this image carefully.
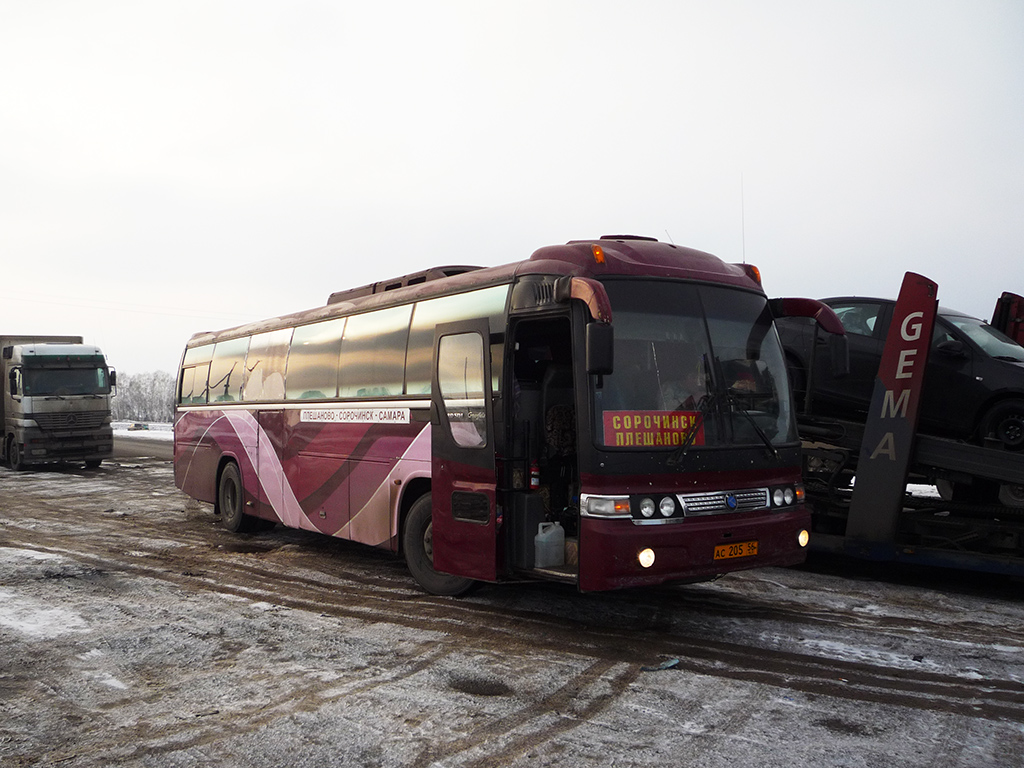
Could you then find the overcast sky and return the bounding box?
[2,1,1022,373]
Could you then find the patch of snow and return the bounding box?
[800,638,941,672]
[0,588,88,638]
[907,483,942,499]
[112,421,174,441]
[86,672,129,690]
[2,548,65,563]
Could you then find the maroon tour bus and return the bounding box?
[174,236,843,594]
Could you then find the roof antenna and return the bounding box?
[740,172,746,264]
[664,229,675,244]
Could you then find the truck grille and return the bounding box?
[678,488,769,516]
[33,411,108,431]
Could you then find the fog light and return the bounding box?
[798,529,810,547]
[638,548,656,568]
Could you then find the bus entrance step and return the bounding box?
[530,565,577,583]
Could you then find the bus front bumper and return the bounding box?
[578,505,812,592]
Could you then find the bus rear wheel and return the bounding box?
[403,493,476,597]
[218,462,259,533]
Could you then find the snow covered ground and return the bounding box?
[2,459,1023,766]
[112,421,173,440]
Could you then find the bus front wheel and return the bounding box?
[403,494,476,597]
[218,462,258,533]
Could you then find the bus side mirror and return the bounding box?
[586,323,614,375]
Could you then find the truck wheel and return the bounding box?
[402,493,476,596]
[218,462,257,533]
[981,400,1024,450]
[8,438,26,471]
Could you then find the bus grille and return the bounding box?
[678,488,769,516]
[33,412,108,431]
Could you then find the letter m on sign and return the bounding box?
[845,272,938,549]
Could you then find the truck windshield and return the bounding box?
[593,280,796,449]
[23,367,110,397]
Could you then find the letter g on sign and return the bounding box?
[901,311,924,342]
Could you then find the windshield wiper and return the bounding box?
[724,390,780,459]
[667,393,715,467]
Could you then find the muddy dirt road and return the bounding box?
[2,458,1024,767]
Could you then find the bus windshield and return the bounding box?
[594,280,796,449]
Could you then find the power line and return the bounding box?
[6,294,253,323]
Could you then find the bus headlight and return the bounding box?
[798,529,810,547]
[581,494,631,518]
[638,548,656,568]
[771,485,803,508]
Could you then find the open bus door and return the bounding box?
[429,320,500,582]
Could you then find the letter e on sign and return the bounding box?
[895,349,917,379]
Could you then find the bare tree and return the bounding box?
[112,371,175,423]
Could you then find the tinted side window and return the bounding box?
[242,329,292,402]
[180,362,211,404]
[338,305,412,398]
[179,344,214,404]
[830,302,886,338]
[406,285,510,395]
[208,337,250,402]
[438,331,487,448]
[286,319,345,400]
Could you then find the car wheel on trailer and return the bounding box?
[999,483,1024,508]
[403,493,476,597]
[218,462,257,533]
[981,399,1024,450]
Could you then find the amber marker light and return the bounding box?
[638,548,656,568]
[798,529,810,548]
[591,244,606,264]
[741,264,761,285]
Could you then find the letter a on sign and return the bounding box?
[845,272,938,548]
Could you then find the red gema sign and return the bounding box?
[603,410,704,448]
